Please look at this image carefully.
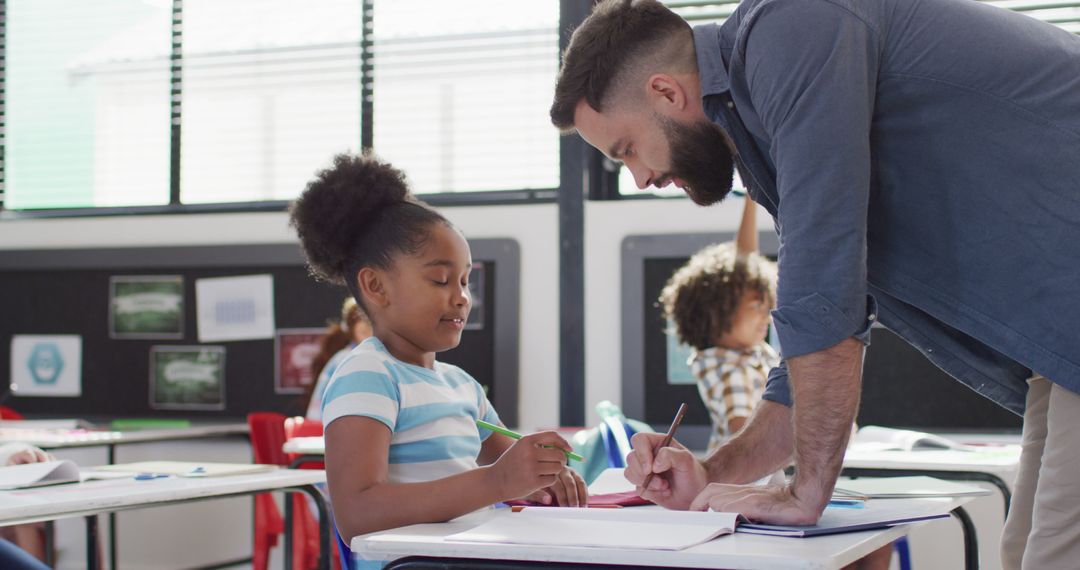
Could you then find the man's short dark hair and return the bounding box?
[550,0,694,131]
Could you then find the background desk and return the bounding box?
[0,468,328,570]
[0,423,250,569]
[842,438,1020,570]
[283,435,326,469]
[355,499,973,570]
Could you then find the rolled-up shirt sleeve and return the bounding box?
[763,294,877,406]
[742,0,879,364]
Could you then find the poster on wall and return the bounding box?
[275,328,325,394]
[109,275,184,339]
[9,335,83,397]
[149,345,226,411]
[465,262,485,331]
[195,274,275,342]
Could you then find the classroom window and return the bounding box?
[5,0,172,209]
[371,0,559,195]
[180,0,363,204]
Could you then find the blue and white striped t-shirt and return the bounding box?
[321,336,500,483]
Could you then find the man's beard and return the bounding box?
[659,115,736,206]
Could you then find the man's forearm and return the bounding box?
[788,337,863,511]
[704,400,794,484]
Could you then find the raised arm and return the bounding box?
[734,196,759,256]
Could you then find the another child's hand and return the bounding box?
[520,467,588,507]
[7,447,53,466]
[489,431,572,501]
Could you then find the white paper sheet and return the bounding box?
[195,274,275,342]
[0,460,80,490]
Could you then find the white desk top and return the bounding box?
[0,468,324,526]
[283,436,325,455]
[0,423,249,449]
[843,445,1021,478]
[353,498,969,570]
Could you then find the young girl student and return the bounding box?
[289,153,587,546]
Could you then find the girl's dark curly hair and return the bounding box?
[659,242,777,351]
[289,153,449,311]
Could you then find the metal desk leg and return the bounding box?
[86,515,101,570]
[108,443,117,570]
[285,488,294,569]
[285,485,331,570]
[952,506,979,570]
[289,455,325,469]
[44,520,55,567]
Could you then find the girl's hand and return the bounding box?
[488,431,571,501]
[7,447,54,466]
[533,467,587,507]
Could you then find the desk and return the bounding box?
[0,468,329,570]
[283,436,326,469]
[0,423,249,569]
[842,439,1020,570]
[355,498,975,570]
[843,443,1021,516]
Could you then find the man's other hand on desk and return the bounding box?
[624,432,707,510]
[689,483,820,525]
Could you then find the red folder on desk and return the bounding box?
[505,490,652,508]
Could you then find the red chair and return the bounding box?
[248,412,321,570]
[284,416,325,469]
[0,406,24,420]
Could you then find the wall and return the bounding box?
[0,203,561,431]
[0,198,761,429]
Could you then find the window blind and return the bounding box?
[4,0,171,210]
[371,0,559,195]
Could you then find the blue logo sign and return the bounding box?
[27,343,64,385]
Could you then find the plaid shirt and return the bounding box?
[690,342,780,452]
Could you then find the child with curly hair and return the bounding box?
[289,153,586,556]
[660,197,778,453]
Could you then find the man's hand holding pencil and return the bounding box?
[624,403,709,510]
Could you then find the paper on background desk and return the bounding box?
[447,507,739,551]
[835,476,992,499]
[93,461,277,477]
[0,460,80,490]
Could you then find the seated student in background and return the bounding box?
[290,153,586,547]
[305,297,373,420]
[659,197,778,452]
[0,443,53,570]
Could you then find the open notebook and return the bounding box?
[448,507,739,550]
[852,426,977,452]
[0,460,80,490]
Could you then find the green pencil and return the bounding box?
[476,419,585,462]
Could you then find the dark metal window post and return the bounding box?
[557,0,597,427]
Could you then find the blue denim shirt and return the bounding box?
[693,0,1080,415]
